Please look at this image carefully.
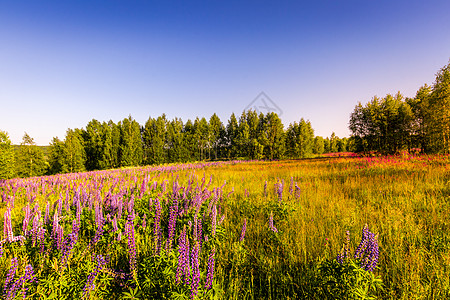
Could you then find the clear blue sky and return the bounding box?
[1,0,450,145]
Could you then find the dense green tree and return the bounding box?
[313,136,325,155]
[286,119,314,158]
[194,117,209,160]
[16,133,47,177]
[119,116,143,167]
[47,137,64,174]
[183,119,198,161]
[0,131,15,179]
[166,118,186,163]
[143,115,167,165]
[246,110,264,159]
[209,113,224,160]
[428,62,450,153]
[61,129,86,173]
[261,112,285,159]
[349,93,413,154]
[84,119,104,171]
[235,112,250,158]
[225,113,239,158]
[406,84,432,152]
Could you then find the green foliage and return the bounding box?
[16,132,47,177]
[316,259,383,299]
[0,130,15,179]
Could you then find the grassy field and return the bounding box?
[0,154,449,299]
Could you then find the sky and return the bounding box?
[1,0,450,145]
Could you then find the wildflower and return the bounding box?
[166,199,178,252]
[83,255,107,297]
[239,219,247,242]
[190,241,201,298]
[154,198,162,255]
[3,257,18,296]
[211,205,217,237]
[264,181,268,197]
[125,213,137,278]
[269,212,278,233]
[353,224,379,272]
[337,230,350,263]
[205,246,215,290]
[22,204,31,236]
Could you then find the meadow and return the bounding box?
[0,154,449,299]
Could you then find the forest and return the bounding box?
[0,61,449,180]
[0,112,348,179]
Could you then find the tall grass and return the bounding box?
[0,155,449,299]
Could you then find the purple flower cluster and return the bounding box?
[22,204,31,236]
[176,227,191,285]
[275,181,283,202]
[83,254,107,297]
[239,219,247,242]
[2,207,25,244]
[166,199,178,252]
[211,205,217,237]
[354,224,379,272]
[3,258,36,300]
[264,181,268,197]
[190,241,201,298]
[268,212,278,233]
[125,213,137,278]
[204,246,215,290]
[153,198,162,255]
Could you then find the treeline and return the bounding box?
[349,61,450,154]
[0,111,349,179]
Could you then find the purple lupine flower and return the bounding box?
[20,264,36,299]
[0,243,3,258]
[239,219,247,242]
[337,230,350,264]
[52,210,59,240]
[190,241,201,298]
[38,228,46,254]
[354,224,379,272]
[83,254,107,297]
[112,216,118,232]
[61,232,78,268]
[57,224,64,252]
[127,195,134,215]
[125,213,137,278]
[44,201,50,224]
[3,207,14,242]
[117,198,123,220]
[264,181,268,197]
[275,181,283,202]
[294,183,301,199]
[211,205,217,237]
[218,214,226,226]
[76,199,82,225]
[204,246,215,290]
[268,212,278,233]
[166,199,178,252]
[197,218,203,249]
[22,204,31,236]
[92,203,104,244]
[289,177,294,194]
[32,213,41,246]
[153,198,162,255]
[57,196,63,216]
[3,257,18,296]
[176,227,188,284]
